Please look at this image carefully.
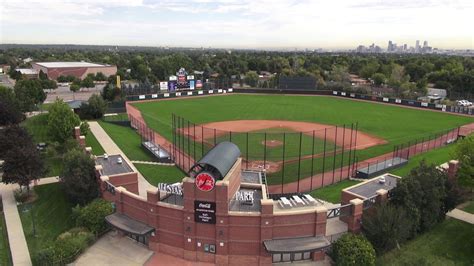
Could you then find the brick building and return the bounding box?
[31,62,117,80]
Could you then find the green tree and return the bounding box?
[454,135,474,189]
[1,131,45,193]
[47,99,81,143]
[69,82,81,101]
[391,160,455,236]
[0,85,24,126]
[60,148,99,205]
[80,94,107,119]
[38,70,48,80]
[331,233,376,266]
[371,73,386,86]
[14,79,46,112]
[95,72,107,81]
[244,71,259,87]
[81,76,95,89]
[362,204,412,254]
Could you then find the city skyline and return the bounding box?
[1,0,473,50]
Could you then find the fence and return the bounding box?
[171,114,360,195]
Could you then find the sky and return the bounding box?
[1,0,473,49]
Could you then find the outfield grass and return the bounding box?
[97,120,156,161]
[84,132,105,155]
[19,183,74,260]
[134,94,472,181]
[377,219,474,265]
[0,211,12,266]
[135,164,186,185]
[461,201,474,214]
[390,144,456,177]
[309,179,361,203]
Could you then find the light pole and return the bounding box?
[22,203,36,237]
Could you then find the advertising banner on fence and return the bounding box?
[160,81,168,91]
[189,80,195,90]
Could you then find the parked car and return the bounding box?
[456,100,473,107]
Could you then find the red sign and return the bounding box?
[195,172,215,192]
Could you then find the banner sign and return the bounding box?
[194,201,216,224]
[158,183,183,196]
[160,81,168,90]
[196,80,203,88]
[189,80,195,90]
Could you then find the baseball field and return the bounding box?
[131,94,473,187]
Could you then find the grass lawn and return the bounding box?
[309,179,361,203]
[97,120,156,161]
[0,211,12,266]
[22,114,64,177]
[377,219,474,265]
[19,183,74,260]
[390,144,456,177]
[134,94,473,181]
[84,132,105,155]
[461,201,474,214]
[135,164,186,185]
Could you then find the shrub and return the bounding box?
[14,188,29,203]
[80,122,90,136]
[73,199,114,235]
[34,227,94,265]
[331,233,376,266]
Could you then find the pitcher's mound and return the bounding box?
[262,139,283,147]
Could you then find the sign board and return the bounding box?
[158,183,183,196]
[139,95,146,100]
[350,93,355,97]
[383,97,389,102]
[187,75,194,80]
[196,80,203,88]
[176,92,181,96]
[169,75,177,81]
[209,90,214,94]
[421,102,428,107]
[341,92,346,96]
[332,91,338,95]
[395,99,402,104]
[160,81,168,90]
[195,172,215,192]
[194,201,216,224]
[151,94,158,99]
[164,93,170,97]
[218,89,223,93]
[228,88,233,92]
[198,90,204,95]
[187,91,193,96]
[189,80,195,90]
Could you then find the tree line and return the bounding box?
[1,47,472,99]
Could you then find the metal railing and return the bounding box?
[327,204,351,219]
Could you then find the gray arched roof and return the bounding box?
[190,141,241,180]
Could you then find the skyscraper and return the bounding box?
[423,40,428,47]
[388,40,393,52]
[415,40,420,52]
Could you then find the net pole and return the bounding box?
[246,132,249,169]
[339,124,346,181]
[332,126,338,184]
[347,123,354,178]
[187,120,191,170]
[193,123,196,163]
[310,130,315,191]
[321,128,327,188]
[281,133,286,194]
[263,133,267,171]
[172,114,175,161]
[201,125,204,158]
[297,132,303,193]
[351,122,359,176]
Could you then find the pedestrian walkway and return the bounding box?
[447,208,474,224]
[131,160,174,166]
[0,183,32,266]
[88,121,155,197]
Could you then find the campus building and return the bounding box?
[31,62,117,80]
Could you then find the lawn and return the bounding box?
[134,94,472,181]
[19,183,74,260]
[0,211,12,266]
[97,120,156,161]
[309,179,361,203]
[22,114,63,177]
[461,201,474,214]
[378,219,474,265]
[134,163,186,185]
[390,144,457,177]
[84,131,105,155]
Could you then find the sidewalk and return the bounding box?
[0,183,32,266]
[447,208,474,224]
[88,121,155,197]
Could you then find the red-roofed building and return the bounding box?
[31,62,117,80]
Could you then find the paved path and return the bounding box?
[447,208,474,224]
[73,231,153,266]
[0,183,32,266]
[88,121,155,197]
